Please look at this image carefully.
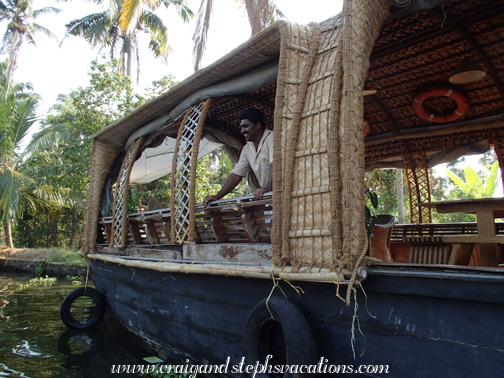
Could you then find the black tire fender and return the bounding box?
[60,287,106,329]
[245,296,316,378]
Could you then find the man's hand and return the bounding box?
[252,188,270,200]
[204,195,218,207]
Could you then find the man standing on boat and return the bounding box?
[203,108,273,206]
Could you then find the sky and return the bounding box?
[6,0,344,117]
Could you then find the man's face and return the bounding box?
[240,119,262,143]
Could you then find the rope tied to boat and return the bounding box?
[280,266,305,297]
[232,262,243,276]
[332,274,346,303]
[265,268,288,321]
[185,260,197,274]
[345,237,368,306]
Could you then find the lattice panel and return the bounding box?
[492,140,504,196]
[171,101,207,244]
[404,152,432,224]
[110,137,144,248]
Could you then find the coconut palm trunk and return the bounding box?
[4,220,13,249]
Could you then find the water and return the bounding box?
[0,272,152,377]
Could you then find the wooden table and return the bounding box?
[418,198,504,266]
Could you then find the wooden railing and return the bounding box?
[391,222,504,242]
[96,207,501,266]
[97,193,272,246]
[389,222,504,265]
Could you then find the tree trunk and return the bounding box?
[4,220,14,249]
[5,30,22,92]
[69,206,79,249]
[396,168,405,223]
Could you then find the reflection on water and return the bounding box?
[0,272,151,377]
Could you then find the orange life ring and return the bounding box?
[413,87,469,123]
[363,120,371,138]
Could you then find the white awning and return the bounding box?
[130,136,222,184]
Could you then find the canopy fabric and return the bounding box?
[130,137,222,184]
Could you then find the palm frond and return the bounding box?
[140,10,168,58]
[32,184,69,207]
[28,22,59,42]
[32,6,62,18]
[244,0,282,35]
[120,0,142,35]
[0,28,14,54]
[63,12,112,47]
[244,0,266,35]
[22,122,70,158]
[192,0,213,71]
[12,97,38,147]
[162,0,194,22]
[267,1,285,26]
[0,168,33,223]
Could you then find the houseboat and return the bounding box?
[62,0,504,376]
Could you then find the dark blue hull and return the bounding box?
[89,259,504,377]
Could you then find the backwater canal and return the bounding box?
[0,271,153,377]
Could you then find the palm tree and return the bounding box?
[192,0,284,71]
[0,63,71,249]
[64,0,193,83]
[0,0,60,87]
[0,65,39,248]
[119,0,192,34]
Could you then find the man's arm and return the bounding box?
[252,162,273,200]
[203,173,243,206]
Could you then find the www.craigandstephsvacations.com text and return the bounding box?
[111,355,390,377]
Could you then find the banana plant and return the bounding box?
[445,161,500,198]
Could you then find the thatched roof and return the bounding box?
[364,0,504,167]
[95,0,503,171]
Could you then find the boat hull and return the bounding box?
[89,259,504,377]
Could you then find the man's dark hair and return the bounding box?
[239,108,265,129]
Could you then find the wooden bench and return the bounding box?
[442,235,504,265]
[390,222,504,265]
[404,236,452,265]
[98,194,273,247]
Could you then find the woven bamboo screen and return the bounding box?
[272,0,390,271]
[403,152,432,224]
[109,137,145,248]
[170,100,212,244]
[82,141,121,255]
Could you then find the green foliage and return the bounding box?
[195,155,223,203]
[365,169,397,215]
[0,62,63,248]
[14,206,81,248]
[32,261,47,278]
[13,59,144,247]
[207,147,249,199]
[144,75,179,100]
[19,276,57,290]
[45,248,86,267]
[365,187,378,237]
[445,161,499,199]
[129,177,172,213]
[429,150,500,223]
[66,275,84,286]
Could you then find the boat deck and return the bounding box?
[96,193,504,267]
